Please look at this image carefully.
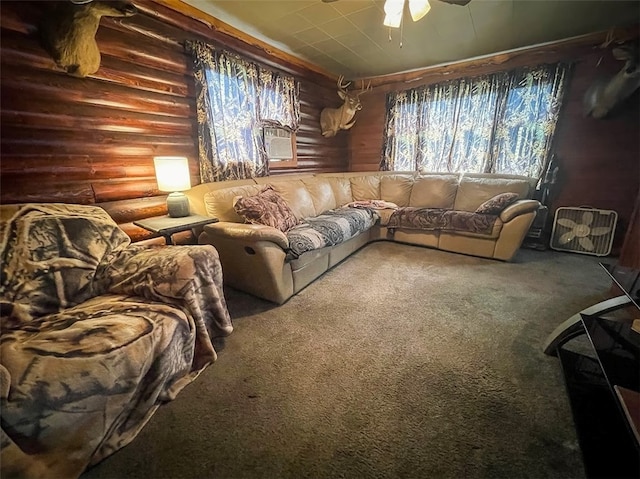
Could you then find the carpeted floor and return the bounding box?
[82,242,611,479]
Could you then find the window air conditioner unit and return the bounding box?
[264,127,293,160]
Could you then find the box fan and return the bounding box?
[550,207,617,256]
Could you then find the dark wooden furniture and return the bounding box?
[546,264,640,478]
[134,214,218,245]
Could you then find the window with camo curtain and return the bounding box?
[186,41,300,182]
[381,63,570,179]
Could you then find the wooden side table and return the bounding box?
[134,215,218,245]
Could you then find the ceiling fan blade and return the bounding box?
[383,0,405,28]
[582,211,594,226]
[589,226,611,237]
[557,218,577,229]
[409,0,431,21]
[437,0,471,5]
[579,236,595,251]
[559,231,576,245]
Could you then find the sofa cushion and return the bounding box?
[204,184,262,222]
[286,207,378,259]
[301,177,337,215]
[454,176,531,212]
[380,175,414,207]
[409,175,459,208]
[233,186,299,233]
[475,192,519,215]
[350,175,381,201]
[387,207,501,237]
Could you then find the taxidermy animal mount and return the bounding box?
[39,0,137,78]
[320,76,371,138]
[584,39,640,119]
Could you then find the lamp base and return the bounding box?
[166,192,190,218]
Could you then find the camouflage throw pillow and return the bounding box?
[233,186,299,232]
[475,192,519,215]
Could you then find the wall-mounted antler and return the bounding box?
[584,39,640,119]
[320,76,371,138]
[39,0,137,78]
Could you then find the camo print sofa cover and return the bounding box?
[0,204,232,479]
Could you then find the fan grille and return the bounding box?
[550,207,617,256]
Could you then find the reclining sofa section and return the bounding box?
[186,172,540,304]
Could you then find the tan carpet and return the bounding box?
[82,242,611,479]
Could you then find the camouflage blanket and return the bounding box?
[387,207,500,236]
[286,207,378,259]
[0,204,232,478]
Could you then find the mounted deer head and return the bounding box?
[584,40,640,119]
[320,76,371,138]
[40,0,137,78]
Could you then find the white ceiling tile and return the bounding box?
[296,2,345,24]
[313,37,353,55]
[317,15,358,37]
[332,0,376,15]
[295,27,332,44]
[266,13,315,34]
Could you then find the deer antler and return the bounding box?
[357,80,372,98]
[337,75,351,91]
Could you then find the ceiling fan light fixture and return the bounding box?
[383,0,404,28]
[409,0,431,22]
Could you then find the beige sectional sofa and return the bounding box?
[186,171,540,304]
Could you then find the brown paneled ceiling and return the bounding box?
[181,0,639,78]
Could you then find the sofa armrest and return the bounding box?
[97,244,233,366]
[500,200,540,223]
[203,222,289,250]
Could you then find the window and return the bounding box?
[186,41,300,182]
[381,63,570,179]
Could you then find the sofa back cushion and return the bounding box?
[323,177,353,207]
[409,174,459,208]
[204,184,262,222]
[350,175,381,201]
[186,179,257,216]
[301,178,337,214]
[454,176,532,212]
[380,175,414,207]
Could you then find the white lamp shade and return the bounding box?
[383,0,404,28]
[153,156,191,192]
[409,0,430,22]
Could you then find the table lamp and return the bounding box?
[153,156,191,217]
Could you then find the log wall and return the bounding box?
[0,0,347,241]
[349,31,640,254]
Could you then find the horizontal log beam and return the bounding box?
[91,178,159,203]
[99,196,168,223]
[1,66,193,117]
[1,108,193,136]
[0,179,95,204]
[0,156,156,180]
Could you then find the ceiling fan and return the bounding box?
[322,0,471,28]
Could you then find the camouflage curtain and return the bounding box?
[186,41,299,182]
[381,63,570,179]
